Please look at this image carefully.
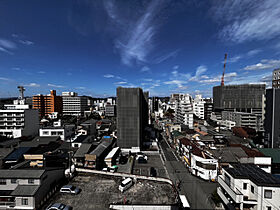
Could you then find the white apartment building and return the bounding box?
[217,164,280,210]
[39,124,75,140]
[62,92,88,116]
[0,107,39,139]
[193,95,205,119]
[175,94,194,129]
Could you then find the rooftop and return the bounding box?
[258,148,280,164]
[74,143,93,158]
[226,164,280,187]
[0,169,45,178]
[10,185,40,196]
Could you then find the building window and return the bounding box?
[243,183,247,190]
[42,131,49,135]
[0,179,6,185]
[267,207,271,210]
[264,190,272,199]
[28,179,34,184]
[11,179,17,184]
[225,174,231,186]
[22,198,28,205]
[251,185,254,194]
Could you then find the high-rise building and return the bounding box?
[193,95,205,119]
[272,68,280,89]
[213,84,265,114]
[264,88,280,148]
[33,90,63,118]
[174,94,193,129]
[204,98,213,120]
[62,92,88,116]
[117,87,148,150]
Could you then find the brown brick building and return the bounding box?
[33,90,62,118]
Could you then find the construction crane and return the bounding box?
[17,86,25,100]
[221,53,228,86]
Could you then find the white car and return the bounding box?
[46,203,72,210]
[119,178,133,193]
[60,185,80,194]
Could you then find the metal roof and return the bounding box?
[105,147,119,160]
[89,138,113,157]
[226,164,280,187]
[0,169,45,179]
[4,147,32,161]
[11,185,40,196]
[259,148,280,164]
[74,144,93,158]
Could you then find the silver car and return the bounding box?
[46,203,72,210]
[60,185,80,194]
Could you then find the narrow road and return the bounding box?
[160,135,217,210]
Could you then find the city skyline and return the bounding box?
[0,0,280,98]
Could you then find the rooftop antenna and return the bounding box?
[221,53,228,86]
[17,86,25,100]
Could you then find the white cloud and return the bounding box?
[104,74,115,78]
[0,38,17,54]
[0,77,12,81]
[228,55,242,63]
[76,86,86,90]
[199,72,237,84]
[189,65,207,81]
[247,49,262,56]
[25,83,40,87]
[104,0,167,66]
[164,80,188,88]
[211,0,280,43]
[48,83,65,88]
[141,66,150,72]
[12,67,21,71]
[114,81,127,85]
[19,40,34,46]
[244,59,280,71]
[37,71,46,74]
[173,65,179,70]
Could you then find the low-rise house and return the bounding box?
[73,143,94,167]
[217,164,280,210]
[84,136,115,169]
[178,138,218,181]
[104,147,120,168]
[0,169,64,210]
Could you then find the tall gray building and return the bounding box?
[213,84,265,114]
[273,68,280,89]
[264,88,280,148]
[117,87,148,150]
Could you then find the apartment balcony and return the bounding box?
[0,200,16,209]
[218,175,243,203]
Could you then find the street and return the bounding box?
[159,134,217,210]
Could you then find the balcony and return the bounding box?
[218,175,243,203]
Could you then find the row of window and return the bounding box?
[0,179,35,185]
[243,183,272,199]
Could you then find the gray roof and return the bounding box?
[89,138,113,157]
[210,147,248,163]
[74,144,93,158]
[20,136,60,147]
[11,185,40,196]
[0,169,45,179]
[81,119,97,125]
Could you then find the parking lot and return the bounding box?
[42,173,176,210]
[132,153,168,178]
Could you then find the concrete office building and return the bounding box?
[117,87,148,151]
[222,111,263,131]
[272,68,280,89]
[105,104,116,117]
[174,94,194,129]
[213,84,266,114]
[62,92,88,116]
[193,95,205,119]
[204,98,213,120]
[32,90,62,118]
[264,88,280,148]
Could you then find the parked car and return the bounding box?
[60,185,80,194]
[119,178,133,192]
[150,167,157,177]
[138,156,147,164]
[46,203,72,210]
[102,166,117,172]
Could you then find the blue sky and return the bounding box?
[0,0,280,98]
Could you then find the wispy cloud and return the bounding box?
[12,67,21,71]
[199,72,237,84]
[48,83,65,88]
[0,38,17,54]
[247,49,262,56]
[173,65,179,70]
[37,71,46,74]
[0,77,12,81]
[244,59,280,71]
[104,0,169,66]
[25,83,40,87]
[154,49,179,64]
[228,55,242,63]
[104,74,115,78]
[211,0,280,43]
[19,40,34,46]
[140,66,150,72]
[114,81,127,85]
[189,65,207,81]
